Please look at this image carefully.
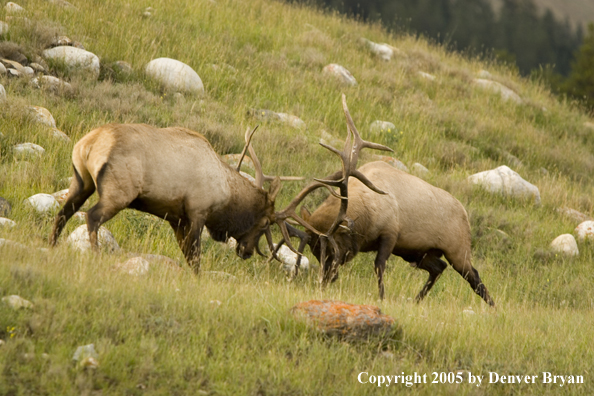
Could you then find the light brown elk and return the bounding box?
[274,95,495,306]
[49,123,291,271]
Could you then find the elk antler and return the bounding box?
[274,94,393,281]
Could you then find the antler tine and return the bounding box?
[247,138,265,189]
[236,125,259,172]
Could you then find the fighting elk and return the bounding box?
[273,94,495,306]
[49,123,293,271]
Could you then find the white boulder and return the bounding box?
[0,217,16,227]
[468,166,540,205]
[25,193,59,213]
[574,221,594,243]
[5,2,25,13]
[550,234,579,257]
[322,64,357,86]
[361,38,396,61]
[144,58,204,94]
[2,295,33,309]
[67,224,119,253]
[27,106,56,128]
[42,46,100,79]
[473,78,522,104]
[14,143,45,158]
[114,257,150,276]
[274,244,310,274]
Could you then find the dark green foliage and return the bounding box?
[563,23,594,112]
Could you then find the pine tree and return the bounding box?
[563,23,594,111]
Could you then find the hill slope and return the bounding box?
[1,0,594,394]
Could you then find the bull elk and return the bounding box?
[273,94,495,306]
[49,123,295,271]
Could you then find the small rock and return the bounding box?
[360,38,397,61]
[373,155,409,172]
[0,21,8,35]
[112,60,133,76]
[23,66,34,76]
[0,238,27,249]
[1,58,26,72]
[27,106,57,128]
[322,64,357,86]
[49,128,71,142]
[468,165,540,205]
[2,295,33,310]
[29,62,45,73]
[411,163,430,178]
[550,234,579,257]
[73,212,86,221]
[142,11,152,18]
[248,108,280,122]
[42,46,100,80]
[0,197,11,216]
[557,207,592,224]
[473,78,523,104]
[209,299,222,307]
[0,63,6,74]
[291,300,395,339]
[67,224,119,253]
[144,57,204,94]
[276,113,306,130]
[0,84,5,101]
[239,171,256,184]
[320,130,343,148]
[0,217,16,227]
[417,71,436,81]
[25,193,59,213]
[31,75,73,93]
[462,307,476,315]
[0,340,5,347]
[7,68,21,78]
[5,2,25,13]
[47,0,76,9]
[222,153,255,171]
[51,189,69,204]
[50,35,72,47]
[14,143,45,158]
[574,221,594,243]
[477,70,493,79]
[72,344,99,368]
[370,120,397,135]
[274,244,310,274]
[114,257,150,276]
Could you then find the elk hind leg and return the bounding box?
[414,251,448,302]
[50,167,96,246]
[446,250,495,307]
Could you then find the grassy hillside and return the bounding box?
[1,0,594,394]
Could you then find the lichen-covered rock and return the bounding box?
[67,224,119,253]
[51,189,69,204]
[291,300,395,339]
[27,106,57,128]
[574,221,594,243]
[550,234,579,257]
[42,46,100,79]
[468,165,540,205]
[2,295,33,309]
[322,64,357,86]
[473,78,523,104]
[14,143,45,158]
[114,257,150,276]
[0,217,16,227]
[25,193,59,212]
[145,58,204,94]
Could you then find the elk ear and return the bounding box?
[269,177,282,201]
[300,206,311,222]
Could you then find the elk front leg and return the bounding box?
[169,219,203,274]
[374,236,396,300]
[414,251,448,302]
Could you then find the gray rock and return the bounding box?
[373,154,409,172]
[556,207,592,224]
[473,78,522,104]
[370,120,397,135]
[72,344,99,368]
[2,295,33,309]
[144,57,204,94]
[418,71,436,81]
[47,0,77,9]
[31,75,73,93]
[411,163,430,178]
[0,197,11,216]
[360,38,398,61]
[0,84,5,101]
[1,58,26,73]
[25,193,59,212]
[7,68,21,78]
[14,143,45,158]
[67,224,119,253]
[27,106,57,127]
[291,300,395,339]
[112,60,133,75]
[0,217,16,228]
[29,62,45,73]
[5,2,25,14]
[0,21,8,35]
[273,244,310,275]
[468,165,540,205]
[42,46,100,80]
[114,257,150,276]
[0,63,6,74]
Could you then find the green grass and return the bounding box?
[1,0,594,394]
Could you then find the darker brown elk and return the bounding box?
[49,123,289,271]
[274,95,494,306]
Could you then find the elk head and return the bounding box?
[273,94,393,281]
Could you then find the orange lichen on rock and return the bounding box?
[291,300,395,338]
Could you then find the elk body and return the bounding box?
[49,123,281,271]
[301,161,494,306]
[274,94,494,306]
